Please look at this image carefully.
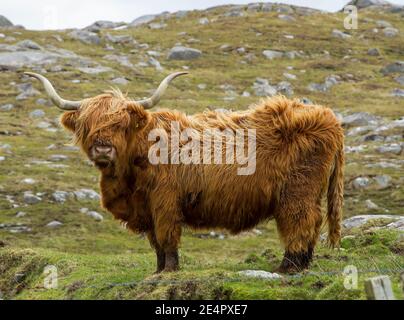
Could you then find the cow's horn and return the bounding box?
[24,72,82,111]
[135,72,188,109]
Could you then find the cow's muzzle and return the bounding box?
[90,144,116,168]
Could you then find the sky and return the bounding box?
[2,0,404,30]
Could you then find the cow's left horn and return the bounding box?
[135,72,188,109]
[24,72,82,110]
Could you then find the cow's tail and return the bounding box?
[326,143,344,248]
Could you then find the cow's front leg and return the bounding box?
[147,231,166,273]
[150,189,182,272]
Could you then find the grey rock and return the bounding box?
[352,177,372,189]
[376,20,392,28]
[49,154,68,161]
[199,18,209,25]
[17,40,42,50]
[383,27,398,37]
[111,77,129,85]
[395,75,404,85]
[16,82,40,100]
[0,156,5,161]
[0,51,59,70]
[52,191,71,203]
[283,73,297,80]
[332,29,351,39]
[375,143,402,155]
[148,57,163,71]
[36,121,51,129]
[175,11,188,19]
[365,199,379,210]
[238,270,282,279]
[46,221,62,228]
[247,3,262,12]
[78,66,111,74]
[21,178,36,184]
[380,61,404,75]
[253,78,277,97]
[278,14,295,22]
[367,48,380,56]
[345,0,390,10]
[0,104,14,111]
[374,175,392,189]
[104,33,133,44]
[23,192,42,204]
[69,30,101,45]
[224,7,245,17]
[85,211,104,221]
[167,46,202,60]
[342,214,403,229]
[391,88,404,97]
[74,189,100,201]
[148,22,166,30]
[15,211,27,218]
[262,50,284,60]
[342,112,379,127]
[262,3,274,12]
[29,109,45,118]
[103,54,134,68]
[197,83,207,90]
[129,15,157,27]
[300,97,313,105]
[276,81,293,96]
[0,15,13,27]
[85,20,125,32]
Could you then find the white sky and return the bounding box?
[2,0,404,30]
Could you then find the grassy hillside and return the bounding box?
[0,3,403,299]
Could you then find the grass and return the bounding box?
[0,4,403,299]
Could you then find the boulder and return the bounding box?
[345,0,391,10]
[380,61,404,75]
[129,15,157,27]
[167,46,202,60]
[0,15,13,27]
[17,40,43,50]
[69,30,101,45]
[252,78,277,97]
[342,112,379,127]
[367,48,380,56]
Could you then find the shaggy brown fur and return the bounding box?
[60,93,344,273]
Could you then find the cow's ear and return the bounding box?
[60,111,78,132]
[126,103,150,131]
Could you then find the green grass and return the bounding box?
[0,5,403,300]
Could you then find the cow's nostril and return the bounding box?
[95,146,112,154]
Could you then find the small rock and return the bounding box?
[332,29,351,39]
[374,175,392,189]
[383,27,398,37]
[69,30,101,45]
[148,57,163,71]
[343,215,403,229]
[15,211,27,218]
[52,191,71,203]
[16,83,40,100]
[111,77,129,85]
[0,104,14,111]
[74,189,100,201]
[365,199,379,210]
[262,50,284,60]
[148,22,166,30]
[199,17,209,25]
[21,178,36,184]
[23,192,42,204]
[238,270,282,279]
[391,89,404,98]
[380,61,404,75]
[352,177,372,190]
[375,143,402,155]
[342,112,379,127]
[283,73,297,80]
[395,75,404,85]
[49,154,68,161]
[253,78,277,97]
[29,109,45,118]
[167,46,202,60]
[197,84,207,90]
[46,221,63,228]
[85,211,104,221]
[17,40,42,50]
[367,48,380,56]
[376,20,392,28]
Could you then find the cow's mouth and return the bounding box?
[94,158,113,169]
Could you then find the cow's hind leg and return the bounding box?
[275,201,323,273]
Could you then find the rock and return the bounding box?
[342,112,379,127]
[300,97,313,105]
[278,14,295,22]
[0,156,6,161]
[332,29,351,39]
[175,11,188,19]
[375,143,402,155]
[345,0,391,10]
[253,78,277,97]
[367,48,380,56]
[85,211,104,221]
[391,89,404,98]
[104,54,134,68]
[17,40,43,50]
[380,61,404,75]
[0,51,60,70]
[224,7,245,17]
[78,66,111,74]
[383,27,398,37]
[52,191,71,203]
[0,15,13,27]
[36,121,52,129]
[104,33,133,44]
[129,15,157,27]
[16,83,40,100]
[15,211,27,218]
[352,177,372,189]
[374,175,392,189]
[365,199,379,210]
[376,20,392,28]
[0,104,14,111]
[395,75,404,85]
[69,30,101,45]
[23,192,42,204]
[21,178,36,184]
[236,47,246,54]
[36,98,49,106]
[238,270,282,279]
[46,221,63,228]
[148,22,166,30]
[111,77,129,85]
[49,154,68,161]
[262,50,284,60]
[148,57,163,71]
[283,73,297,80]
[85,20,125,32]
[74,189,100,201]
[197,84,207,90]
[276,81,293,96]
[167,46,202,60]
[199,17,209,25]
[29,109,45,118]
[342,215,403,229]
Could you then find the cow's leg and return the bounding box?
[150,190,182,272]
[275,202,323,274]
[147,231,166,273]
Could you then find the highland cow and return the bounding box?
[25,71,344,273]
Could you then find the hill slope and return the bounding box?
[0,2,403,300]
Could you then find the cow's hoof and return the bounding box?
[162,266,179,272]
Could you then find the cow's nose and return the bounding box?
[94,145,112,155]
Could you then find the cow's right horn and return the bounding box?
[134,72,188,109]
[24,72,82,111]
